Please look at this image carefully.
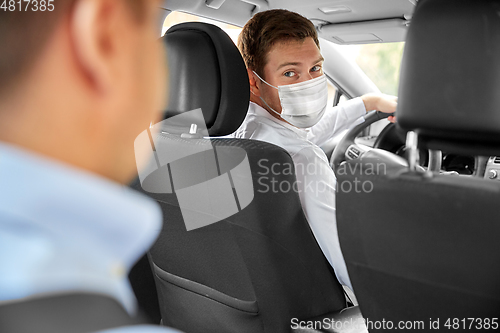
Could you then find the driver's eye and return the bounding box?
[311,65,322,73]
[284,71,296,77]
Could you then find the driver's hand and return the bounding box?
[361,93,397,123]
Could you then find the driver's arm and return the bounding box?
[306,97,366,147]
[307,94,397,147]
[361,93,397,123]
[291,146,353,290]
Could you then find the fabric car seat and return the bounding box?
[0,293,146,333]
[130,22,353,333]
[336,0,500,326]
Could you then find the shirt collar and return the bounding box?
[0,142,161,309]
[248,102,308,139]
[0,142,161,263]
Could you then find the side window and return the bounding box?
[331,87,371,136]
[337,42,404,96]
[330,83,349,107]
[327,80,339,107]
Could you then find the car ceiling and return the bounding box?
[160,0,417,44]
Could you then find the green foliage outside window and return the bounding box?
[355,42,405,96]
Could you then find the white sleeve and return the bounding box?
[291,147,352,290]
[307,97,366,147]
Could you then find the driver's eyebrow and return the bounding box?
[276,62,301,71]
[275,56,325,72]
[314,56,325,65]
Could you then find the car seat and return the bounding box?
[336,0,500,326]
[130,22,359,333]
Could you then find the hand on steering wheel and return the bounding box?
[330,111,394,173]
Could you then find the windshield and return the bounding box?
[163,12,404,99]
[338,42,404,96]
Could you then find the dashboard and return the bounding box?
[355,123,499,179]
[484,157,500,180]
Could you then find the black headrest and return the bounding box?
[161,22,250,137]
[398,0,500,155]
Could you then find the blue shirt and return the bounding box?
[0,143,181,332]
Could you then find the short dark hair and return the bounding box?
[0,0,145,96]
[238,9,320,79]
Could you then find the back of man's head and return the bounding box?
[0,0,145,96]
[0,0,166,184]
[238,9,319,78]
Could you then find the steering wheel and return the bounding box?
[330,111,394,173]
[330,111,468,176]
[330,111,489,177]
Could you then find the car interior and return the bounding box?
[3,0,500,332]
[130,21,355,333]
[128,0,500,331]
[126,0,500,332]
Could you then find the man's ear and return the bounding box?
[247,68,261,97]
[71,0,120,94]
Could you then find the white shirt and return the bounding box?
[230,98,366,290]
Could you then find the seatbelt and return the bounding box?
[0,293,146,333]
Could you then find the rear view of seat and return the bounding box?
[130,22,350,333]
[336,0,500,326]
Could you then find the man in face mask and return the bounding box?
[231,9,396,293]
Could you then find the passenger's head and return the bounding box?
[0,0,167,183]
[238,9,323,115]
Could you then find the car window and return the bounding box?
[327,80,339,107]
[163,12,344,107]
[329,42,404,136]
[338,93,348,105]
[338,42,405,96]
[163,12,404,99]
[162,12,398,139]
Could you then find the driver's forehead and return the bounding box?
[264,38,322,73]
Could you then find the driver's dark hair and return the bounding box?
[238,9,320,79]
[0,0,145,97]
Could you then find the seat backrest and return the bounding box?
[0,293,143,333]
[131,22,346,333]
[336,0,500,325]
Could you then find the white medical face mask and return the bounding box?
[253,71,328,128]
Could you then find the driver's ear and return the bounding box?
[247,68,261,97]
